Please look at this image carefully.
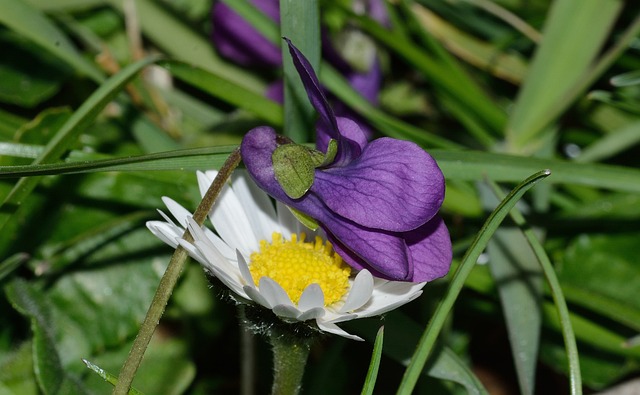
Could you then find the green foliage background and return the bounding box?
[1,0,640,394]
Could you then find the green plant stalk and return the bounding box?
[269,334,311,395]
[488,180,581,395]
[396,170,551,394]
[361,326,385,395]
[112,147,242,395]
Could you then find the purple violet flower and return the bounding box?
[241,40,452,282]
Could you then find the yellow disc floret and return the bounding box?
[249,232,351,306]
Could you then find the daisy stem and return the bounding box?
[269,334,312,395]
[112,147,242,395]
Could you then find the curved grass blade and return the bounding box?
[3,147,640,193]
[361,326,384,395]
[0,55,162,231]
[396,169,551,395]
[0,252,28,282]
[488,180,582,395]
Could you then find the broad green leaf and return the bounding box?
[281,0,320,142]
[0,0,103,83]
[559,233,640,331]
[506,0,623,151]
[398,170,550,394]
[5,279,91,395]
[0,341,38,395]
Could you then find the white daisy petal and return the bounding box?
[244,285,271,308]
[202,227,236,262]
[297,283,325,311]
[356,282,426,318]
[146,221,182,248]
[339,270,374,313]
[276,201,299,238]
[232,172,280,240]
[273,304,302,319]
[162,197,192,227]
[208,177,259,256]
[236,250,255,288]
[315,320,363,341]
[258,277,294,308]
[297,307,325,321]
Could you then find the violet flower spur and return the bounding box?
[241,40,452,282]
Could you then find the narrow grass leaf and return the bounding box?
[281,0,320,142]
[360,326,384,395]
[0,55,161,231]
[507,0,623,151]
[104,0,264,92]
[576,120,640,163]
[488,181,582,395]
[0,252,28,282]
[161,60,283,126]
[396,170,551,394]
[0,0,103,83]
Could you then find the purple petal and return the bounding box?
[285,38,339,138]
[316,117,367,166]
[321,218,412,281]
[346,59,382,106]
[311,137,444,232]
[404,216,452,282]
[265,80,284,103]
[212,0,281,67]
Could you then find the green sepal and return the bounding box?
[321,139,338,166]
[288,207,319,231]
[272,144,317,199]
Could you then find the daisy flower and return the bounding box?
[147,170,426,341]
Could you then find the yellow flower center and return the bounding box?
[249,232,352,306]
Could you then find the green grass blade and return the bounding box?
[104,0,264,93]
[3,148,640,194]
[351,9,507,133]
[485,226,542,395]
[161,60,283,126]
[0,55,161,231]
[281,0,320,142]
[396,170,551,394]
[360,326,384,395]
[320,65,463,149]
[0,0,104,82]
[507,0,623,151]
[576,120,640,163]
[489,181,582,395]
[0,253,28,282]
